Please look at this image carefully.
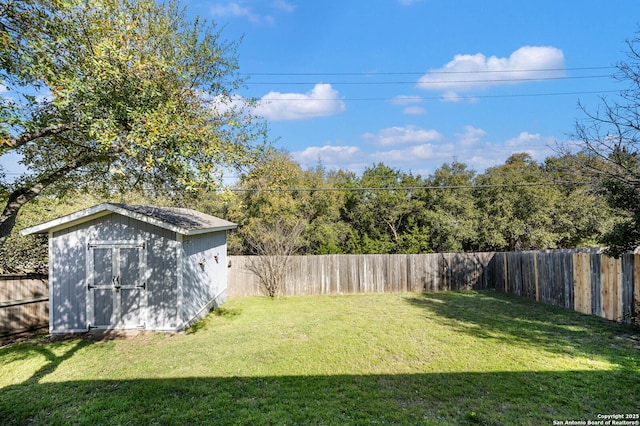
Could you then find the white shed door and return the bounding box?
[88,243,147,329]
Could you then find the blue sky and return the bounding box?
[2,0,640,182]
[191,0,640,178]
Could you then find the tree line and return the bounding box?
[196,150,617,257]
[0,149,619,271]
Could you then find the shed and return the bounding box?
[21,203,237,334]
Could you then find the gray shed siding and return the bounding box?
[50,213,181,333]
[50,224,88,332]
[48,210,230,333]
[181,232,228,326]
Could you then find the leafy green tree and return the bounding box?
[297,166,351,254]
[232,150,305,252]
[567,31,640,255]
[0,0,266,248]
[475,153,561,251]
[342,164,425,253]
[543,154,617,248]
[422,161,479,252]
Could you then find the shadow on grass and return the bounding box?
[27,339,93,383]
[404,291,640,370]
[2,293,639,425]
[0,336,93,383]
[1,370,639,425]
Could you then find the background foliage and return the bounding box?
[4,150,622,271]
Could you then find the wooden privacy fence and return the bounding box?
[228,250,639,323]
[0,273,48,338]
[1,250,638,337]
[228,253,497,297]
[487,250,640,322]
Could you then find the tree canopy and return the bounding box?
[0,0,267,246]
[569,30,640,256]
[189,152,616,258]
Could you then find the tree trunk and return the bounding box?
[0,183,47,247]
[0,156,94,249]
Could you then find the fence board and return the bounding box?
[0,274,48,337]
[573,253,592,315]
[601,256,618,321]
[621,254,634,322]
[591,253,602,316]
[635,254,640,320]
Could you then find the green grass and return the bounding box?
[1,291,639,425]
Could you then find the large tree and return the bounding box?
[475,153,561,251]
[421,161,479,252]
[0,0,266,247]
[570,30,640,255]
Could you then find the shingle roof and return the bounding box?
[21,203,237,236]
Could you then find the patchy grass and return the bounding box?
[1,291,638,425]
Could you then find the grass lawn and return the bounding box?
[1,291,639,425]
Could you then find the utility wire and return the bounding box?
[241,66,617,76]
[229,180,592,193]
[252,89,619,101]
[247,74,614,85]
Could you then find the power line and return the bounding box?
[241,66,617,77]
[229,180,592,193]
[254,89,619,101]
[247,74,614,85]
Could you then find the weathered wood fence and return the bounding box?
[2,250,638,338]
[0,273,48,338]
[227,253,495,297]
[228,250,640,323]
[487,250,640,322]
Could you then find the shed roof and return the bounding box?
[21,203,237,236]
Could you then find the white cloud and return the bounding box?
[417,46,565,93]
[402,106,426,115]
[210,1,294,23]
[391,96,426,115]
[441,91,465,103]
[506,131,544,147]
[210,93,248,115]
[455,126,487,146]
[0,82,8,94]
[254,83,346,121]
[373,143,456,163]
[272,0,296,13]
[362,125,442,146]
[210,2,274,24]
[292,145,360,166]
